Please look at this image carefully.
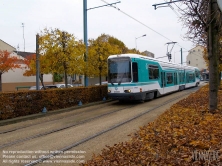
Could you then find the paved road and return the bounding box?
[0,82,207,166]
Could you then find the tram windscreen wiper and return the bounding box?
[118,72,126,85]
[110,80,114,85]
[109,73,115,85]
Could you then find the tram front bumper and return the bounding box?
[108,92,146,101]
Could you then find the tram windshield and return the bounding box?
[108,57,131,84]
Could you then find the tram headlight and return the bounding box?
[108,90,111,93]
[124,89,131,93]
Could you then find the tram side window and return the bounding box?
[149,65,159,79]
[190,73,195,82]
[132,62,138,82]
[181,73,184,82]
[167,73,173,84]
[179,73,182,83]
[187,73,195,82]
[179,73,184,83]
[186,73,189,83]
[195,70,199,78]
[174,73,177,85]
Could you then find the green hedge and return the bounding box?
[0,85,107,120]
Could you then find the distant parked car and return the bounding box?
[42,85,58,90]
[30,84,74,90]
[72,84,83,87]
[55,84,73,88]
[29,86,43,90]
[95,81,108,85]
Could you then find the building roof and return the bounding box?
[0,39,16,50]
[13,51,35,59]
[188,45,204,52]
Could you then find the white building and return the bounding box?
[186,45,208,80]
[143,50,155,58]
[0,39,53,92]
[186,45,207,70]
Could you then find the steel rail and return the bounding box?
[25,90,196,166]
[0,104,135,149]
[0,101,116,134]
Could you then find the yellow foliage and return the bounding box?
[38,28,86,75]
[87,35,122,77]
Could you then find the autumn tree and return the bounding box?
[23,54,36,76]
[87,34,146,85]
[23,54,51,88]
[87,34,121,84]
[107,35,128,53]
[178,0,222,112]
[102,34,145,54]
[0,50,21,91]
[39,28,85,87]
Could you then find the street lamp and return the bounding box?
[135,34,146,50]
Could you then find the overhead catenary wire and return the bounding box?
[101,0,174,42]
[163,0,181,17]
[100,0,205,59]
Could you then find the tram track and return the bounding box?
[0,101,117,134]
[24,90,193,166]
[0,102,137,149]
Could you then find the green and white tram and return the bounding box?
[107,54,200,101]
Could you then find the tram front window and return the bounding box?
[108,58,131,84]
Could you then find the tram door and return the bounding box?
[161,72,165,94]
[174,72,178,91]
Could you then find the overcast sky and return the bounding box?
[0,0,196,63]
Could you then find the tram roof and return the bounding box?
[108,54,199,70]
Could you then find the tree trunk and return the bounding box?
[62,32,68,88]
[64,62,68,88]
[64,70,68,88]
[39,74,45,90]
[208,0,219,112]
[99,66,102,85]
[0,73,2,92]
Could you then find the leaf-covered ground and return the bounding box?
[82,83,222,166]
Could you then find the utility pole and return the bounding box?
[180,48,183,65]
[208,0,219,112]
[22,23,25,52]
[83,0,121,87]
[36,34,40,90]
[83,0,88,87]
[152,0,185,10]
[62,31,68,88]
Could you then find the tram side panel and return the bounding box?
[137,58,164,100]
[107,55,200,101]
